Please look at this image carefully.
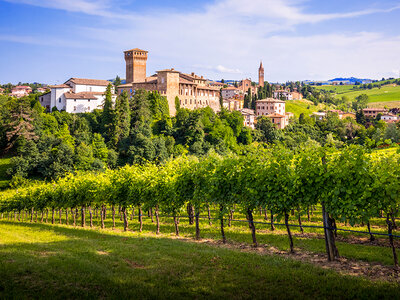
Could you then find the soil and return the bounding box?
[179,237,400,283]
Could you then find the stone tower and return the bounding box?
[124,48,148,83]
[258,61,264,87]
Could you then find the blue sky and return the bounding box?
[0,0,400,84]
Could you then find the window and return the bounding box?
[74,99,76,102]
[88,106,90,111]
[74,106,76,111]
[88,100,90,102]
[59,98,61,103]
[89,87,92,92]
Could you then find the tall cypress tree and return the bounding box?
[101,84,115,142]
[113,91,131,147]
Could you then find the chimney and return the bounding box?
[191,72,195,76]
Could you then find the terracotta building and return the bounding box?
[363,108,388,118]
[118,48,220,116]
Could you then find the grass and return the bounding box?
[1,221,400,299]
[315,84,400,105]
[0,157,11,190]
[285,99,329,118]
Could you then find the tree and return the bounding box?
[356,110,366,125]
[255,117,280,143]
[352,94,369,111]
[114,76,121,89]
[175,96,181,112]
[101,84,115,142]
[113,91,131,148]
[4,100,38,152]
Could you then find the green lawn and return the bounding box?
[1,221,399,299]
[0,157,11,190]
[285,99,329,118]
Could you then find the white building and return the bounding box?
[381,114,399,122]
[240,108,255,129]
[39,78,115,113]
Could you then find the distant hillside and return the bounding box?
[328,77,373,84]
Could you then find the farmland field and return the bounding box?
[1,219,400,299]
[315,84,400,105]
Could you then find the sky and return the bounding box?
[0,0,400,84]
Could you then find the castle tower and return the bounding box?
[258,61,264,87]
[124,48,148,83]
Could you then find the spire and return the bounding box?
[259,60,264,70]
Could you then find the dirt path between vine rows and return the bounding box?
[177,237,400,283]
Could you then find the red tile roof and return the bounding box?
[66,78,111,86]
[266,113,286,118]
[49,84,71,88]
[124,48,148,53]
[64,92,98,100]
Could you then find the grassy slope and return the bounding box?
[0,221,399,299]
[0,157,11,190]
[285,99,329,118]
[315,84,400,105]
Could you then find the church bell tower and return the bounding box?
[258,61,264,87]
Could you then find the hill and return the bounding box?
[285,99,330,118]
[315,81,400,107]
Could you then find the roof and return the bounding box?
[240,108,255,115]
[363,108,387,111]
[124,48,148,53]
[179,78,196,85]
[66,78,111,86]
[256,98,285,104]
[14,85,32,89]
[222,86,239,90]
[64,92,98,100]
[49,84,71,89]
[266,113,286,118]
[157,68,180,73]
[197,85,220,91]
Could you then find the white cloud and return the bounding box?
[2,0,400,82]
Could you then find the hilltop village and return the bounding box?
[35,48,299,129]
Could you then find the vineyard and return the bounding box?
[1,145,400,269]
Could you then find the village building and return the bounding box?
[117,48,220,116]
[256,98,291,128]
[36,87,48,93]
[210,82,226,89]
[39,78,114,113]
[256,98,286,116]
[223,98,243,111]
[273,89,303,100]
[380,114,399,122]
[0,88,4,94]
[240,108,256,129]
[221,86,241,100]
[10,85,32,98]
[363,108,388,118]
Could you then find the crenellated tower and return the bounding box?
[124,48,148,83]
